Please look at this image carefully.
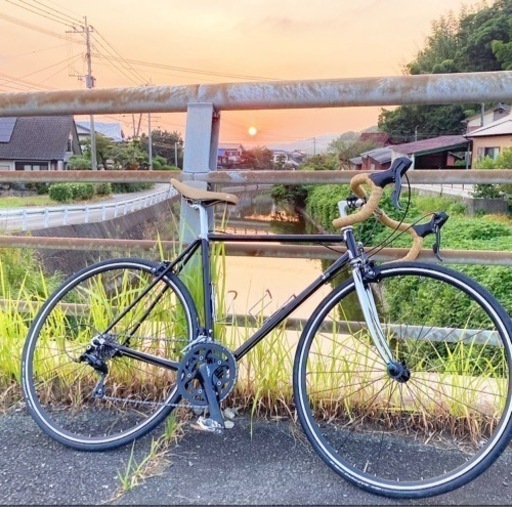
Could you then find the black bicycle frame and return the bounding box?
[181,231,356,361]
[106,229,360,371]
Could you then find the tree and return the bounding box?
[80,134,115,169]
[328,137,380,168]
[300,153,338,171]
[379,0,512,140]
[239,147,273,170]
[109,140,148,170]
[378,104,468,143]
[139,129,184,168]
[472,147,512,201]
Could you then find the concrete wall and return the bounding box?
[27,198,179,276]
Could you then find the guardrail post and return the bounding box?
[22,210,28,231]
[180,102,219,242]
[44,209,49,228]
[85,206,90,223]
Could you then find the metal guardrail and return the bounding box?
[2,71,512,115]
[0,169,510,265]
[0,169,512,184]
[0,186,175,232]
[1,71,512,265]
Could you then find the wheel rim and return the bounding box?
[23,260,195,446]
[296,264,512,496]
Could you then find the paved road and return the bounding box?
[1,409,512,505]
[0,184,173,232]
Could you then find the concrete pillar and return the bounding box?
[180,102,220,242]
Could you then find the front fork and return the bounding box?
[343,227,395,366]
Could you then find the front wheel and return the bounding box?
[21,258,198,451]
[294,261,512,498]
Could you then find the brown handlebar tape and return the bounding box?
[331,173,423,261]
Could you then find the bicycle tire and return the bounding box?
[22,257,199,451]
[293,261,512,498]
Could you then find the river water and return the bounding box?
[220,188,331,320]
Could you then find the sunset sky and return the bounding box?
[0,0,475,150]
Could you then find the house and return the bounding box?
[390,135,469,169]
[350,147,392,171]
[76,120,125,143]
[350,135,469,171]
[217,144,245,168]
[463,103,511,133]
[271,149,306,169]
[465,114,512,166]
[0,116,81,171]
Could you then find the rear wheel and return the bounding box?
[22,258,198,451]
[294,261,512,498]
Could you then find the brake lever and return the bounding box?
[368,157,412,211]
[391,159,412,210]
[412,212,449,261]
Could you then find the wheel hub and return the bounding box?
[387,360,410,383]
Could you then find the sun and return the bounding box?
[248,126,258,136]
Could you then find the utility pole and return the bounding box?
[69,17,97,169]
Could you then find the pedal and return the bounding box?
[192,416,224,434]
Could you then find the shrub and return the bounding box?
[95,183,112,196]
[26,183,50,195]
[49,183,96,202]
[49,183,73,202]
[111,182,153,193]
[67,155,92,170]
[69,183,95,200]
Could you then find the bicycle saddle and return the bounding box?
[171,178,239,206]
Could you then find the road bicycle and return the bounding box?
[21,157,512,499]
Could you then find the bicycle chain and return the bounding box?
[95,334,216,410]
[100,394,201,410]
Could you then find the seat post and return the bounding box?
[190,203,210,240]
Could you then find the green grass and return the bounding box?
[0,193,115,208]
[1,230,509,445]
[0,195,56,208]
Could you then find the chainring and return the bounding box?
[177,342,237,407]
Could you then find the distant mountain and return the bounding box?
[266,128,376,154]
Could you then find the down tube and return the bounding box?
[233,252,350,360]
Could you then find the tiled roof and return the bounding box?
[0,116,75,160]
[391,135,469,155]
[360,147,392,164]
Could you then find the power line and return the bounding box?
[42,0,83,20]
[37,54,83,85]
[93,28,148,85]
[90,53,281,82]
[13,41,68,56]
[91,39,145,86]
[5,0,78,27]
[92,41,142,86]
[0,12,84,43]
[21,54,81,80]
[27,0,82,24]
